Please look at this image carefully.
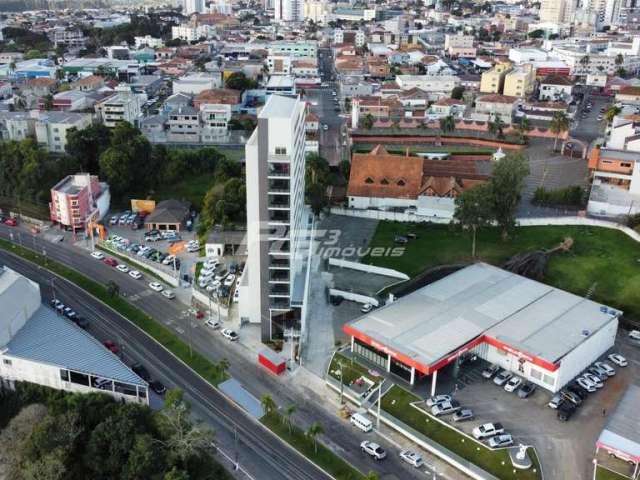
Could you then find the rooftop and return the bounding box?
[597,384,640,460]
[6,305,146,386]
[259,94,300,119]
[345,263,620,373]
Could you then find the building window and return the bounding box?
[397,179,406,186]
[365,177,374,184]
[380,178,389,185]
[60,369,69,381]
[275,147,287,155]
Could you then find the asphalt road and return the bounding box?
[0,246,328,480]
[0,225,426,480]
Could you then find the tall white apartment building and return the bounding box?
[183,0,205,14]
[245,95,309,341]
[275,0,304,22]
[540,0,577,23]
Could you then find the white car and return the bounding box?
[361,303,373,313]
[91,251,105,260]
[584,372,603,388]
[472,422,504,439]
[206,282,219,293]
[161,290,175,299]
[162,255,175,265]
[399,450,423,468]
[493,370,512,386]
[431,400,461,416]
[504,376,522,393]
[360,441,386,461]
[426,394,451,407]
[116,264,129,273]
[594,361,615,377]
[205,319,220,329]
[608,353,628,367]
[221,328,239,341]
[149,282,163,292]
[224,274,236,287]
[129,270,142,280]
[233,288,240,303]
[204,259,219,269]
[199,271,215,282]
[489,434,513,449]
[577,376,597,392]
[628,330,640,340]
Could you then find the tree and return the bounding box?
[306,421,323,453]
[0,404,49,477]
[66,124,111,173]
[43,94,54,111]
[283,405,296,433]
[306,153,330,186]
[451,85,465,100]
[361,113,374,130]
[25,49,44,60]
[217,357,230,378]
[124,434,164,480]
[489,151,530,239]
[225,72,258,91]
[488,114,505,139]
[365,472,380,480]
[439,114,456,135]
[615,53,624,66]
[163,468,190,480]
[514,118,532,143]
[604,104,621,124]
[528,29,544,39]
[106,280,120,297]
[549,111,569,151]
[261,394,277,415]
[453,183,494,257]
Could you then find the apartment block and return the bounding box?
[35,112,93,153]
[95,88,142,128]
[245,95,309,342]
[480,61,513,94]
[167,106,201,143]
[49,173,110,231]
[503,64,535,97]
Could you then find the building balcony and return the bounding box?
[269,270,290,282]
[270,299,291,309]
[269,258,290,269]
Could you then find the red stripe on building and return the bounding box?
[482,336,560,372]
[596,441,640,464]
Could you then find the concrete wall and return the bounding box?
[331,206,451,224]
[517,217,640,243]
[328,257,409,280]
[328,288,379,306]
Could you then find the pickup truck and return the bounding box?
[360,441,387,460]
[472,422,505,439]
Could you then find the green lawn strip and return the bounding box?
[364,223,640,322]
[328,352,381,386]
[261,412,365,480]
[96,243,166,284]
[381,385,541,480]
[596,465,632,480]
[0,238,225,387]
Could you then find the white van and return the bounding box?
[350,413,373,433]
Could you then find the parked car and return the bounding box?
[426,394,452,407]
[205,319,221,329]
[567,382,589,399]
[586,367,607,383]
[493,370,512,386]
[431,400,461,416]
[393,235,408,244]
[221,328,239,341]
[628,330,640,340]
[399,450,423,468]
[90,251,105,260]
[361,303,374,313]
[150,380,167,395]
[481,364,500,379]
[4,217,17,226]
[131,363,151,381]
[116,264,129,273]
[489,434,513,448]
[73,316,89,329]
[517,383,536,398]
[557,402,577,421]
[103,340,119,354]
[163,255,176,265]
[594,361,615,377]
[576,377,597,393]
[109,215,119,226]
[472,423,504,439]
[583,372,604,389]
[560,389,582,406]
[149,282,163,292]
[103,257,118,267]
[161,290,175,300]
[233,288,240,303]
[224,274,236,287]
[548,393,564,409]
[453,409,474,422]
[360,441,386,460]
[608,353,628,367]
[504,376,522,393]
[50,299,63,309]
[129,270,142,280]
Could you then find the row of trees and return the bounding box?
[454,151,530,255]
[305,153,351,216]
[0,383,227,480]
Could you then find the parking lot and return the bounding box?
[426,333,640,480]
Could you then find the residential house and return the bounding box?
[444,34,476,58]
[395,75,460,100]
[72,75,105,92]
[172,73,220,95]
[475,94,518,122]
[607,115,640,151]
[200,104,232,141]
[20,77,57,109]
[351,96,403,128]
[38,90,94,112]
[587,147,640,217]
[480,61,512,94]
[193,88,241,111]
[0,81,12,99]
[167,105,200,143]
[616,86,640,106]
[94,88,142,127]
[0,112,36,141]
[539,75,574,101]
[429,98,466,118]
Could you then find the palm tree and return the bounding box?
[439,114,456,135]
[515,117,532,143]
[615,53,624,66]
[550,111,570,151]
[283,405,296,433]
[306,421,324,453]
[604,105,621,125]
[488,114,504,139]
[261,394,277,415]
[217,358,230,378]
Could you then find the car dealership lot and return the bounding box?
[445,333,640,480]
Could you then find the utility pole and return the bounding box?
[234,425,239,471]
[339,360,344,404]
[50,277,56,305]
[377,379,384,430]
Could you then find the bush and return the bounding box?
[532,185,585,207]
[625,213,640,229]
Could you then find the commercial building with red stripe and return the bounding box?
[343,263,621,395]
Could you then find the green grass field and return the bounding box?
[364,223,640,322]
[261,412,365,480]
[596,466,632,480]
[327,352,381,386]
[382,385,542,480]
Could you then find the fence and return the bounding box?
[330,207,452,224]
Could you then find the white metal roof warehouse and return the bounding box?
[344,263,621,394]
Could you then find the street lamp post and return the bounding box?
[376,379,385,430]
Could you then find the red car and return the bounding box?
[4,218,17,226]
[196,310,205,319]
[103,340,119,354]
[103,257,118,267]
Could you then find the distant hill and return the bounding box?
[0,0,108,12]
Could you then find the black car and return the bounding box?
[567,383,589,400]
[73,316,90,329]
[517,382,536,399]
[557,402,576,422]
[150,380,166,395]
[132,363,151,382]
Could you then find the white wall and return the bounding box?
[0,273,40,347]
[328,257,409,280]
